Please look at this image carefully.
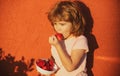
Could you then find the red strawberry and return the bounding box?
[36,59,46,68]
[49,66,54,71]
[48,59,54,66]
[55,33,64,40]
[46,62,50,70]
[42,66,47,70]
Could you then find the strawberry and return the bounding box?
[49,66,54,71]
[42,66,47,70]
[36,59,46,68]
[55,33,64,40]
[48,59,54,66]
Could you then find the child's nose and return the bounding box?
[56,26,62,32]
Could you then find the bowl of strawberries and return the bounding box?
[35,58,58,75]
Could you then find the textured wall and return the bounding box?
[0,0,120,76]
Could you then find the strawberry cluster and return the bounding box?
[36,59,54,71]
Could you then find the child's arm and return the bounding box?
[55,44,85,72]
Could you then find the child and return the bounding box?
[48,1,89,76]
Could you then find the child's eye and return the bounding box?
[60,23,65,26]
[53,23,57,26]
[53,23,57,25]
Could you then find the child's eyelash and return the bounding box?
[60,24,65,25]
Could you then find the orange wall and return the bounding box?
[0,0,120,76]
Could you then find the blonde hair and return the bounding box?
[48,1,85,36]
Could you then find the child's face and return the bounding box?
[53,21,73,38]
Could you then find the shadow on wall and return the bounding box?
[75,1,99,76]
[0,48,35,76]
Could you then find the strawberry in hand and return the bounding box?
[55,33,64,40]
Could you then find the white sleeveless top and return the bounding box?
[51,35,89,76]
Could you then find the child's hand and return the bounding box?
[49,35,60,46]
